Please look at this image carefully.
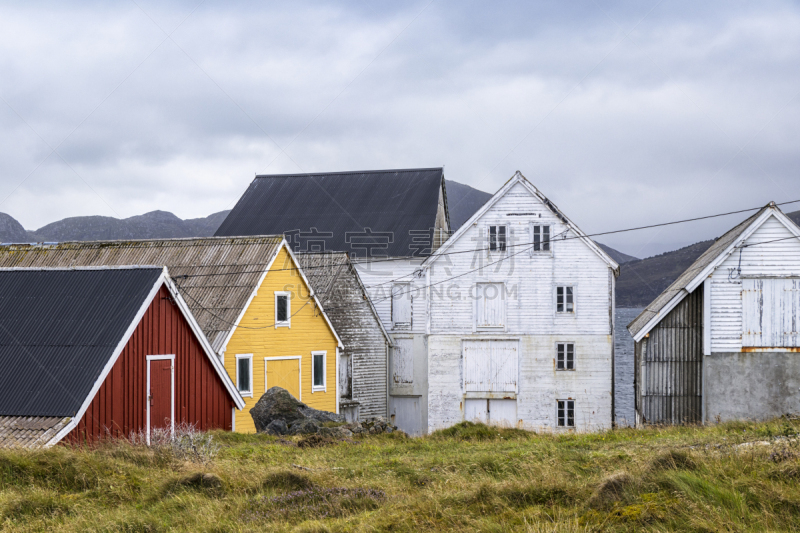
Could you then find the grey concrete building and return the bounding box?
[628,202,800,425]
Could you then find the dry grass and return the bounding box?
[1,418,800,531]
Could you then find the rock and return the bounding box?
[289,419,320,435]
[319,426,353,439]
[386,427,393,434]
[250,387,343,433]
[300,407,345,424]
[266,419,288,436]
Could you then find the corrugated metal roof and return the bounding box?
[627,207,767,338]
[215,168,446,258]
[0,416,71,448]
[0,237,284,352]
[0,268,162,417]
[296,251,391,344]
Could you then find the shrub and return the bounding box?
[129,423,219,464]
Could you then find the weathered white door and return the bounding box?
[464,398,517,427]
[392,338,414,384]
[463,340,518,392]
[390,396,422,436]
[743,279,800,347]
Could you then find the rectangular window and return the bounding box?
[236,354,253,396]
[275,292,290,327]
[533,225,550,252]
[391,283,412,329]
[489,225,507,252]
[556,343,575,370]
[557,399,575,427]
[475,283,505,329]
[556,286,574,313]
[312,351,326,392]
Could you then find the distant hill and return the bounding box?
[445,180,492,231]
[0,210,231,243]
[597,243,639,266]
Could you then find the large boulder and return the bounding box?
[250,387,344,433]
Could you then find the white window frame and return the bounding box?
[311,350,327,393]
[555,286,575,314]
[488,225,508,254]
[235,353,253,397]
[557,399,575,428]
[274,291,291,328]
[474,282,506,331]
[530,224,551,254]
[556,342,575,371]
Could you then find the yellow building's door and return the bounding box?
[266,358,301,400]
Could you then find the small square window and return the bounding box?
[236,355,253,396]
[557,343,575,370]
[489,225,507,252]
[556,286,574,313]
[275,292,290,327]
[557,399,575,427]
[533,225,550,252]
[312,351,326,392]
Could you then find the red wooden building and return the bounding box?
[0,266,244,448]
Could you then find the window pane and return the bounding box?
[498,226,506,251]
[567,401,574,427]
[557,401,565,426]
[557,344,564,370]
[313,354,324,387]
[533,226,540,251]
[557,287,564,312]
[543,226,550,251]
[566,287,574,312]
[237,358,250,392]
[567,344,574,370]
[277,295,288,322]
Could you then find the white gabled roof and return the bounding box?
[627,203,800,342]
[424,171,619,272]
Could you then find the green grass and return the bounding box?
[2,419,800,532]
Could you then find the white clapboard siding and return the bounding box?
[710,213,800,352]
[429,182,611,336]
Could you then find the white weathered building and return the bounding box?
[418,171,619,432]
[629,203,800,425]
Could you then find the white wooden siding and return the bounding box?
[742,279,800,347]
[710,213,800,353]
[463,340,518,392]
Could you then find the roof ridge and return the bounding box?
[1,235,284,247]
[255,167,443,179]
[0,265,163,272]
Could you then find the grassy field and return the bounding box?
[2,419,800,532]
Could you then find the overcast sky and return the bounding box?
[1,1,798,257]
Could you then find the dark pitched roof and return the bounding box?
[0,267,162,417]
[215,168,448,258]
[0,237,284,352]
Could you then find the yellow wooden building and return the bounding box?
[0,236,343,434]
[220,242,343,433]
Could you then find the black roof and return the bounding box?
[215,168,447,257]
[0,267,162,417]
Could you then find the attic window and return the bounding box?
[557,343,574,370]
[275,292,290,327]
[556,286,574,313]
[489,225,507,252]
[533,225,550,251]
